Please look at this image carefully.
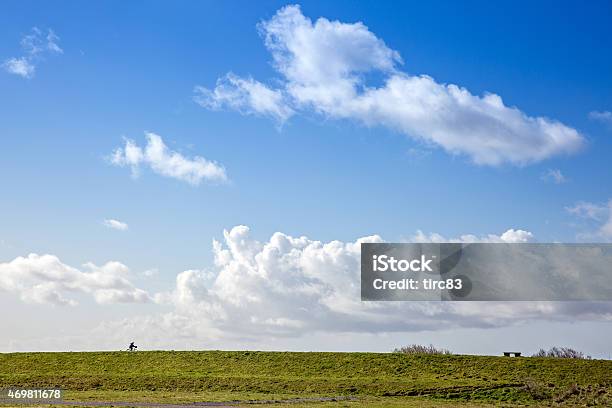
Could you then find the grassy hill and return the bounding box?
[0,351,610,406]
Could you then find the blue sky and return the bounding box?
[1,1,612,355]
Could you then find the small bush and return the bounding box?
[532,347,591,359]
[393,344,452,355]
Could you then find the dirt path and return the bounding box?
[43,396,356,407]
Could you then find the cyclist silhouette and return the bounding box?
[128,342,138,351]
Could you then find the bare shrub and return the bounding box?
[393,344,452,355]
[553,383,581,403]
[532,347,591,359]
[522,379,552,401]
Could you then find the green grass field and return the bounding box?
[0,351,610,407]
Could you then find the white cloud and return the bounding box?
[566,201,607,220]
[103,219,128,231]
[20,27,63,56]
[589,110,612,126]
[541,168,567,184]
[129,224,612,343]
[196,5,584,166]
[194,73,294,123]
[499,229,535,243]
[567,199,612,240]
[44,29,63,54]
[411,228,534,243]
[2,27,62,78]
[141,268,158,278]
[110,132,227,185]
[2,57,35,78]
[0,254,151,306]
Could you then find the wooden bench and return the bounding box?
[503,352,521,357]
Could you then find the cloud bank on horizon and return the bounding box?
[4,224,609,345]
[100,225,610,344]
[195,5,584,166]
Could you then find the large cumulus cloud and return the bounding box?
[144,226,611,341]
[195,5,584,166]
[0,254,151,306]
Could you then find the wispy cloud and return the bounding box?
[195,73,294,124]
[541,168,567,184]
[196,5,584,166]
[589,110,612,126]
[103,219,128,231]
[566,199,612,241]
[410,228,534,243]
[2,27,62,78]
[566,201,607,220]
[110,132,227,185]
[141,268,159,278]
